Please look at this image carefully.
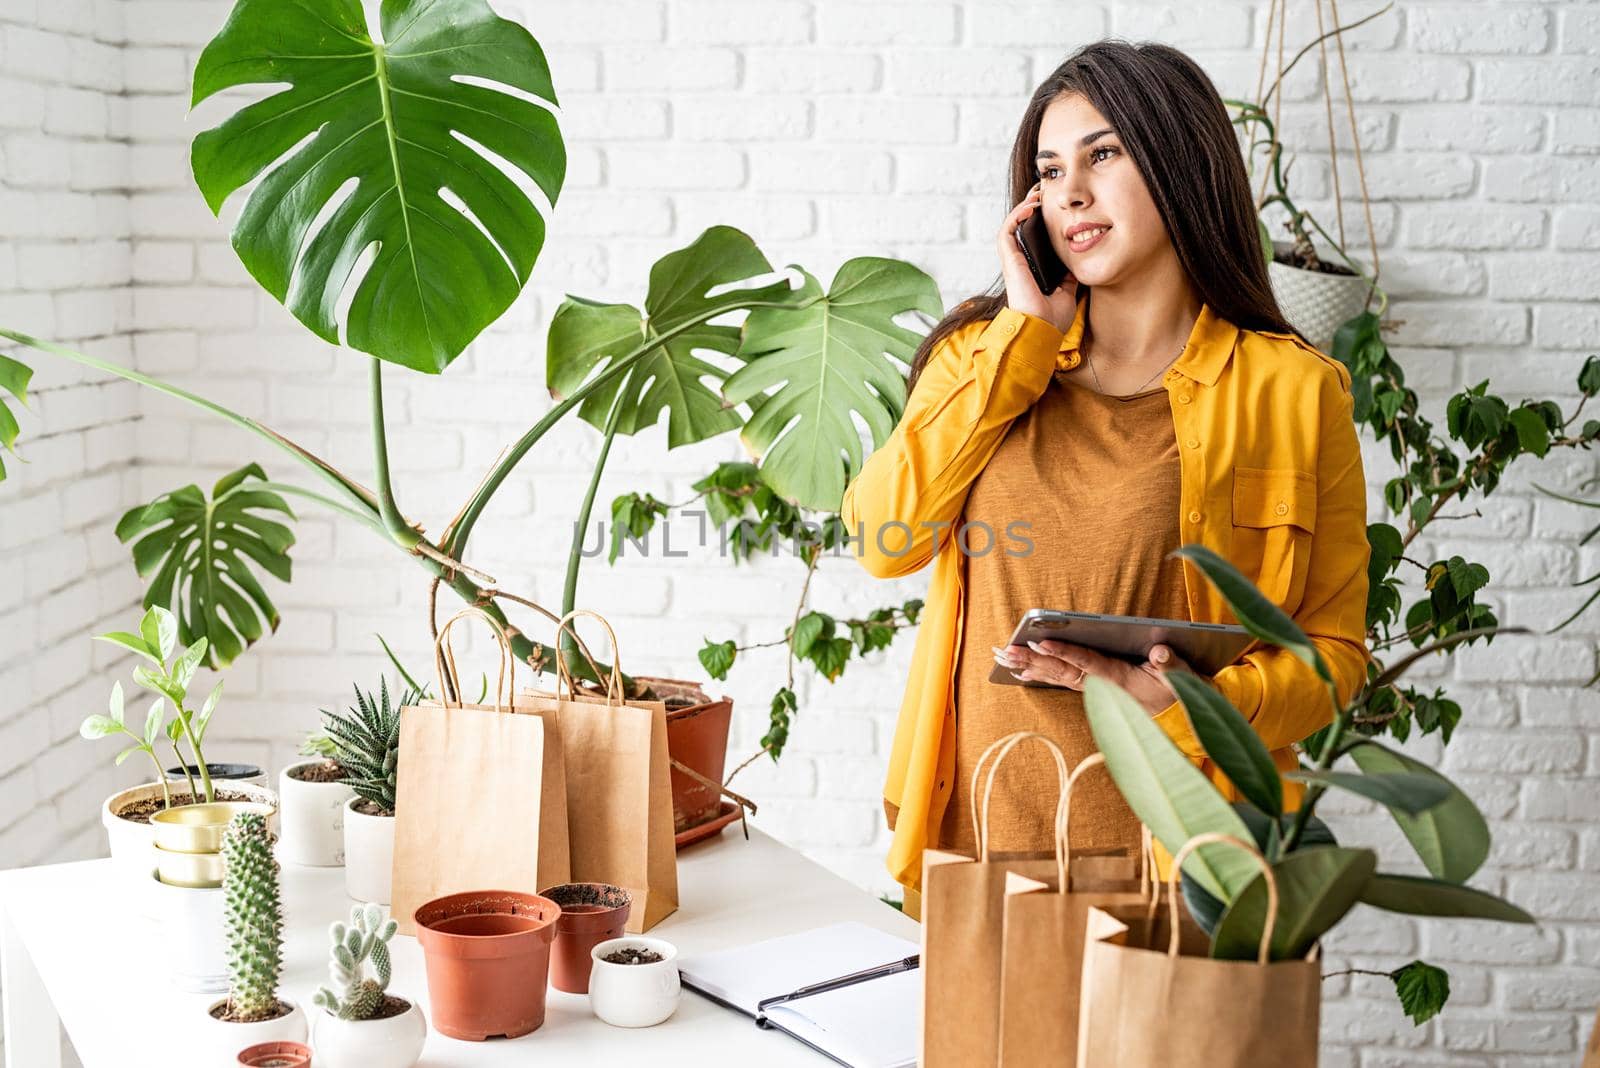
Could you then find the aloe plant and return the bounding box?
[318,680,411,816]
[1084,544,1534,1026]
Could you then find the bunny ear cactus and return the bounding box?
[221,812,284,1022]
[314,903,399,1021]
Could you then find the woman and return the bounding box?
[839,41,1371,914]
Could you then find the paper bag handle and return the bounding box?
[968,731,1069,888]
[1165,832,1278,966]
[433,607,516,713]
[551,609,626,705]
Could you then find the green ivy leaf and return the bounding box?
[0,351,32,482]
[807,636,853,682]
[698,638,737,681]
[190,0,564,373]
[762,686,798,760]
[1444,557,1490,601]
[1391,961,1450,1025]
[1507,406,1551,457]
[1578,355,1600,397]
[790,611,831,658]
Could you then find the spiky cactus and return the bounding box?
[318,680,413,815]
[313,903,399,1021]
[221,811,283,1021]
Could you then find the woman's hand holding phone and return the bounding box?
[997,181,1078,332]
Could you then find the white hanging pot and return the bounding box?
[279,762,355,867]
[343,797,395,904]
[312,999,428,1068]
[200,997,307,1064]
[1266,241,1373,353]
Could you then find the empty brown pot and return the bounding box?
[235,1041,311,1066]
[540,882,634,994]
[414,890,561,1041]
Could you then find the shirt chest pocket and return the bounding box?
[1229,467,1317,609]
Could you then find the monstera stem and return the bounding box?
[370,358,420,549]
[560,391,624,663]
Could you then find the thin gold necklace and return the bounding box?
[1085,342,1183,396]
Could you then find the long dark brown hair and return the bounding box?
[905,40,1296,395]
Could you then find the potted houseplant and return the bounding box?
[199,812,307,1056]
[1084,544,1534,1025]
[587,936,681,1028]
[312,903,427,1068]
[81,606,277,892]
[279,726,356,868]
[319,680,410,904]
[414,889,562,1041]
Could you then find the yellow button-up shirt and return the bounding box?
[841,294,1372,891]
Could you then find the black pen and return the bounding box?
[755,954,921,1026]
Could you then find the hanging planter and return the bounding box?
[1267,243,1372,354]
[414,890,561,1041]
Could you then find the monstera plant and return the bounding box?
[0,0,941,766]
[1085,544,1534,1026]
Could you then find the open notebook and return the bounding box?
[677,922,920,1068]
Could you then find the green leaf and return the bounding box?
[1173,544,1329,683]
[133,664,184,707]
[171,636,207,694]
[1285,769,1451,816]
[807,636,853,681]
[1211,846,1376,961]
[79,714,119,740]
[762,686,798,760]
[1392,961,1450,1025]
[1082,676,1258,902]
[143,699,166,748]
[790,611,830,658]
[92,630,161,665]
[0,351,32,482]
[114,746,141,766]
[194,681,224,744]
[548,228,792,448]
[1579,355,1600,397]
[141,606,178,664]
[723,256,944,511]
[1507,407,1550,457]
[189,0,564,374]
[1359,873,1534,923]
[1181,804,1338,935]
[107,680,126,727]
[1348,742,1489,882]
[698,638,737,681]
[115,464,295,669]
[1168,671,1282,818]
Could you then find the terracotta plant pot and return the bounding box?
[414,890,561,1041]
[539,882,633,994]
[236,1040,312,1067]
[637,675,733,835]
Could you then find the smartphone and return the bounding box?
[1015,206,1072,295]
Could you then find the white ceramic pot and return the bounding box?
[151,870,229,992]
[1266,242,1373,353]
[343,797,394,904]
[312,1000,427,1068]
[201,997,307,1063]
[588,936,681,1028]
[105,782,280,913]
[279,762,355,867]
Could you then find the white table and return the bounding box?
[0,827,920,1067]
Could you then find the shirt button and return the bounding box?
[1179,393,1192,404]
[1185,437,1200,449]
[1004,322,1017,334]
[1188,509,1202,524]
[1275,501,1289,516]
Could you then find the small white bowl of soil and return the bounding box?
[587,936,680,1028]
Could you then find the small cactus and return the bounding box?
[221,811,284,1021]
[313,903,399,1021]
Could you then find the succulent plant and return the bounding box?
[318,679,414,816]
[313,903,399,1021]
[221,811,284,1021]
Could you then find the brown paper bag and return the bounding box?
[389,608,571,936]
[996,754,1155,1068]
[922,731,1136,1068]
[1078,832,1322,1068]
[1584,1003,1600,1067]
[515,609,678,933]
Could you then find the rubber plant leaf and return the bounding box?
[0,352,30,482]
[1210,845,1376,961]
[189,0,565,373]
[1359,873,1534,924]
[114,463,296,669]
[1168,670,1282,818]
[1173,544,1330,683]
[1083,675,1260,902]
[546,227,792,449]
[723,256,943,511]
[1347,741,1490,883]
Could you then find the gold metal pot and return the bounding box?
[151,801,275,854]
[152,842,226,888]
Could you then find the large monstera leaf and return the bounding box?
[190,0,565,373]
[546,226,795,447]
[0,352,30,482]
[723,258,942,511]
[115,464,296,669]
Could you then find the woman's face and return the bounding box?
[1034,93,1172,288]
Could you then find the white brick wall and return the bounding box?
[4,2,1599,1063]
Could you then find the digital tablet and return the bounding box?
[989,609,1254,687]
